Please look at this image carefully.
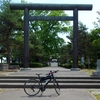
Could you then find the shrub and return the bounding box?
[29,62,43,68]
[10,62,46,68]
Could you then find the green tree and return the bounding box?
[29,10,70,58]
[0,0,23,64]
[66,22,91,63]
[29,32,46,63]
[0,0,71,66]
[59,44,72,64]
[89,11,100,61]
[90,28,100,59]
[78,22,90,58]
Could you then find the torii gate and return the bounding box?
[10,3,92,69]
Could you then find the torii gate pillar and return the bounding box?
[10,3,92,69]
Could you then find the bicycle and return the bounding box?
[24,70,60,96]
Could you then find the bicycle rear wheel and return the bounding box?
[24,79,40,96]
[53,78,60,95]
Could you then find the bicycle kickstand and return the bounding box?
[40,91,43,96]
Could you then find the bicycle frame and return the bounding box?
[38,73,55,91]
[24,70,60,96]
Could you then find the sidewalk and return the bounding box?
[0,89,96,100]
[0,66,97,100]
[7,66,91,77]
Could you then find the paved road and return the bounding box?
[7,66,90,77]
[0,66,97,100]
[0,89,96,100]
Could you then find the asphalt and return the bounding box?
[0,66,97,100]
[7,66,90,77]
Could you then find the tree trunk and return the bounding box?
[7,46,11,67]
[0,57,2,63]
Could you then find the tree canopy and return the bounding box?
[0,0,70,65]
[0,0,100,69]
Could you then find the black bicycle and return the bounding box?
[24,70,60,96]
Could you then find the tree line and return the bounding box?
[0,0,100,68]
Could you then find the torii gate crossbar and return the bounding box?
[10,3,92,68]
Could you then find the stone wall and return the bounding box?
[0,64,8,71]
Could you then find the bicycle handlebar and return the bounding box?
[49,70,59,75]
[36,70,59,77]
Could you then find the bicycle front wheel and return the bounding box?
[24,79,40,96]
[53,78,60,95]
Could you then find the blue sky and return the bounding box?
[11,0,100,43]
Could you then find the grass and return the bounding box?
[0,69,19,76]
[0,89,6,93]
[89,90,100,100]
[83,68,100,100]
[82,68,96,75]
[94,94,100,100]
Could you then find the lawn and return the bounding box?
[94,94,100,100]
[82,68,96,75]
[89,90,100,100]
[83,69,100,100]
